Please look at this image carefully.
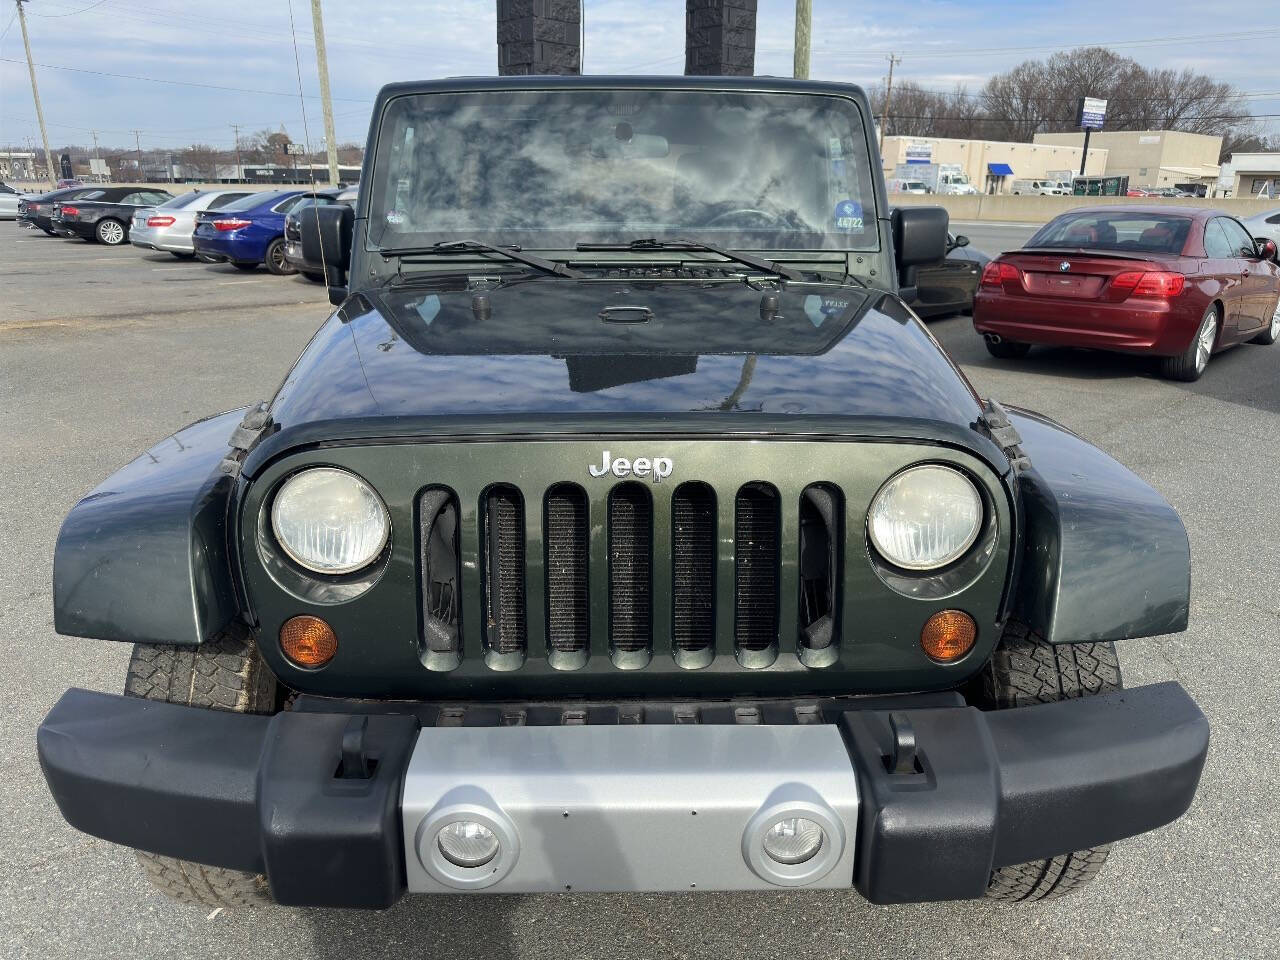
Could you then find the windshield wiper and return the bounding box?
[575,237,805,282]
[386,239,585,279]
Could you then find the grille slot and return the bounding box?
[672,482,716,666]
[418,487,462,671]
[799,484,842,667]
[734,483,780,663]
[608,482,653,665]
[483,485,526,668]
[544,484,590,667]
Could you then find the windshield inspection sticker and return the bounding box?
[385,209,406,226]
[833,199,863,232]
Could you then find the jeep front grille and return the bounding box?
[419,478,847,672]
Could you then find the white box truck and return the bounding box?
[891,163,979,195]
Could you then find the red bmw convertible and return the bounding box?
[973,206,1280,380]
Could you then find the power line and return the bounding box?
[29,0,112,17]
[0,55,372,102]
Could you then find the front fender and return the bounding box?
[52,409,247,646]
[1009,408,1189,643]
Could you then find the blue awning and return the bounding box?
[987,162,1014,176]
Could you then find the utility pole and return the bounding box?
[132,130,144,183]
[310,0,340,185]
[89,129,100,181]
[792,0,811,80]
[230,123,242,183]
[15,0,57,186]
[879,53,902,154]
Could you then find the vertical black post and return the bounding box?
[685,0,757,76]
[497,0,581,76]
[1079,128,1091,177]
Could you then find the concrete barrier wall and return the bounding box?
[891,193,1278,223]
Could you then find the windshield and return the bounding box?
[368,88,878,252]
[1027,212,1193,255]
[157,192,204,210]
[221,190,295,212]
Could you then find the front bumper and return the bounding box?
[38,683,1208,909]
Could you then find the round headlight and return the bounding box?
[271,467,389,574]
[868,464,982,571]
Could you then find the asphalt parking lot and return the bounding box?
[3,219,1278,960]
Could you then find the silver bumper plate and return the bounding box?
[402,724,859,893]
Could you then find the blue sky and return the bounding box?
[2,0,1278,153]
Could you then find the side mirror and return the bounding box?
[299,204,354,304]
[1256,237,1277,262]
[891,206,949,299]
[952,234,970,249]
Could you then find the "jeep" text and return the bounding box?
[588,451,674,483]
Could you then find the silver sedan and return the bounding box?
[129,188,252,258]
[1243,208,1280,245]
[0,183,21,220]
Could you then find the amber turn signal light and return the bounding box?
[920,610,977,663]
[280,615,338,668]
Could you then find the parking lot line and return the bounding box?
[217,278,269,285]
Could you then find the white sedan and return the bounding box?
[1244,208,1280,244]
[0,183,21,220]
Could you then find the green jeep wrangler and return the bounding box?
[39,76,1207,909]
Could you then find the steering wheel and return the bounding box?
[702,207,792,230]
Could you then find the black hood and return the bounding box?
[250,276,989,472]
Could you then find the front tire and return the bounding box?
[265,237,295,276]
[978,621,1122,902]
[95,218,127,246]
[124,630,278,907]
[1160,305,1217,381]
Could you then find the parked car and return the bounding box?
[908,231,989,317]
[973,206,1280,380]
[283,185,359,280]
[17,185,122,235]
[38,76,1206,914]
[129,189,252,259]
[51,188,172,245]
[1243,207,1280,245]
[1010,179,1068,196]
[0,182,19,220]
[191,189,308,274]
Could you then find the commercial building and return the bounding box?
[1220,153,1280,198]
[1,150,39,181]
[1033,130,1221,193]
[881,136,1107,194]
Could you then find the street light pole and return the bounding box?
[132,130,144,183]
[15,0,57,186]
[310,0,340,185]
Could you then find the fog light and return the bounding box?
[761,817,824,865]
[920,609,977,662]
[436,821,500,868]
[279,615,337,668]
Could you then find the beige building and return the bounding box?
[881,136,1107,194]
[1033,130,1221,192]
[1223,152,1280,198]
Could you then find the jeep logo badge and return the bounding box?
[589,451,673,482]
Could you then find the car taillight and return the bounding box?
[146,216,175,227]
[980,261,1020,286]
[212,218,251,231]
[60,205,79,216]
[1111,271,1185,298]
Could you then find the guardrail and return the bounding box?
[891,193,1276,223]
